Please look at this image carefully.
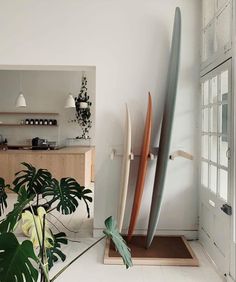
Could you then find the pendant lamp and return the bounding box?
[65,93,75,108]
[16,92,27,107]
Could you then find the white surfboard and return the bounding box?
[117,104,132,232]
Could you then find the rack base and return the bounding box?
[104,235,199,266]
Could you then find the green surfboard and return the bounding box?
[146,7,181,248]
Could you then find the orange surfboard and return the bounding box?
[127,93,152,241]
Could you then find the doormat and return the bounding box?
[104,235,199,266]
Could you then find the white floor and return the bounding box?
[4,186,225,282]
[49,240,225,282]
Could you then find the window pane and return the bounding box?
[219,135,228,167]
[210,105,217,132]
[203,108,209,132]
[220,70,228,96]
[219,102,228,136]
[203,0,215,26]
[216,4,231,52]
[202,34,206,62]
[202,162,209,187]
[222,92,228,102]
[202,135,209,159]
[210,76,218,103]
[217,0,228,10]
[210,135,217,163]
[210,165,217,194]
[203,80,209,105]
[204,22,216,59]
[219,169,228,201]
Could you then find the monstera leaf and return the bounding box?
[13,162,52,196]
[46,232,68,270]
[103,216,132,269]
[0,232,39,282]
[42,177,92,215]
[0,187,33,233]
[22,207,53,248]
[76,185,92,218]
[0,177,8,216]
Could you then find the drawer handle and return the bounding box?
[221,204,232,216]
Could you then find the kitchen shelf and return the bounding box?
[0,112,59,115]
[0,124,58,127]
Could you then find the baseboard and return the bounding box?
[93,228,198,240]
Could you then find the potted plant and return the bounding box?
[0,163,132,282]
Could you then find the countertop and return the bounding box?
[0,146,92,155]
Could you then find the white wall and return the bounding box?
[0,0,201,237]
[0,70,96,146]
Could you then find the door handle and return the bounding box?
[226,148,230,160]
[221,204,232,215]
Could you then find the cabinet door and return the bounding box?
[39,153,88,186]
[0,153,9,184]
[8,153,38,185]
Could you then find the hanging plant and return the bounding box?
[75,75,92,139]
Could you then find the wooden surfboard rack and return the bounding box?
[110,148,193,161]
[169,150,194,161]
[104,235,199,266]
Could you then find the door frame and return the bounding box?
[228,50,236,282]
[228,0,236,280]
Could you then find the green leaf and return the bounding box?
[46,232,68,270]
[42,177,92,215]
[77,186,93,218]
[13,162,52,196]
[0,232,39,282]
[103,216,132,269]
[0,186,33,233]
[0,177,8,216]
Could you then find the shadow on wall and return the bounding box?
[94,110,122,227]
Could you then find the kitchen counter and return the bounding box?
[0,146,93,187]
[1,146,91,154]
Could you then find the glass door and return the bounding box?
[200,59,232,277]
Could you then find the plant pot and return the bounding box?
[22,203,51,215]
[79,102,88,109]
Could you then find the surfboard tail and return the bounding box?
[146,193,163,248]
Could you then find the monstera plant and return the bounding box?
[0,162,132,282]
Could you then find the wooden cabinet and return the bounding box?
[0,147,92,187]
[91,147,95,182]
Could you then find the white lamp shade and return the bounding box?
[16,93,27,107]
[65,94,75,108]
